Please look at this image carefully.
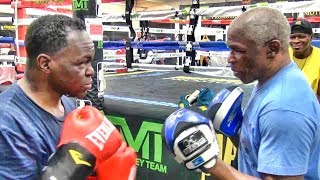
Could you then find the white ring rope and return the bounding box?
[101,62,231,72]
[104,52,186,60]
[0,55,16,63]
[101,1,320,22]
[14,0,20,62]
[0,17,13,23]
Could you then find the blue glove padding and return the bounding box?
[162,108,220,172]
[207,86,243,137]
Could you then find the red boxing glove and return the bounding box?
[40,106,122,180]
[96,142,137,180]
[58,106,122,164]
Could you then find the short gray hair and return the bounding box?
[229,7,290,50]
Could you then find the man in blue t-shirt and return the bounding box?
[237,62,320,179]
[212,7,320,180]
[0,15,95,179]
[169,7,320,180]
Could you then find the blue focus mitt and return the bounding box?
[162,108,220,172]
[207,86,244,137]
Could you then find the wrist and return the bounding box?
[205,159,233,179]
[205,158,222,174]
[41,143,95,179]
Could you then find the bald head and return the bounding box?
[228,7,290,50]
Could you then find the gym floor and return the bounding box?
[103,70,255,119]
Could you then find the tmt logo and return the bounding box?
[72,0,88,11]
[107,116,167,174]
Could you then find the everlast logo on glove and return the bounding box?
[85,118,116,151]
[69,149,93,167]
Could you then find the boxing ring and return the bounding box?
[101,70,254,180]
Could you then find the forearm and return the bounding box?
[40,143,95,180]
[207,159,260,180]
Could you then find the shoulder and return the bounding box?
[268,63,308,95]
[311,46,320,64]
[0,83,18,101]
[0,85,25,120]
[259,69,320,129]
[313,46,320,52]
[311,46,320,56]
[259,69,318,117]
[0,85,39,134]
[0,83,33,115]
[261,92,319,121]
[0,106,33,136]
[260,109,317,129]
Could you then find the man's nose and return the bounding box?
[291,37,300,43]
[227,53,236,63]
[86,65,95,77]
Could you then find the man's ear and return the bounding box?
[266,39,280,59]
[310,34,314,43]
[37,54,51,73]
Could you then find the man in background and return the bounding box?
[289,19,320,101]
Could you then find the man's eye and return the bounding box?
[84,58,92,64]
[234,49,244,53]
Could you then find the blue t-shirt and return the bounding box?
[238,62,320,179]
[0,83,75,179]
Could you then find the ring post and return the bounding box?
[16,3,27,73]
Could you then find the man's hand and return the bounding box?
[178,88,215,112]
[96,142,137,180]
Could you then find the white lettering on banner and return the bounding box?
[85,118,115,150]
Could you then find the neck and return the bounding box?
[294,46,313,59]
[18,72,64,116]
[257,54,291,87]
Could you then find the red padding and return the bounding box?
[116,68,128,73]
[0,66,16,84]
[15,63,25,74]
